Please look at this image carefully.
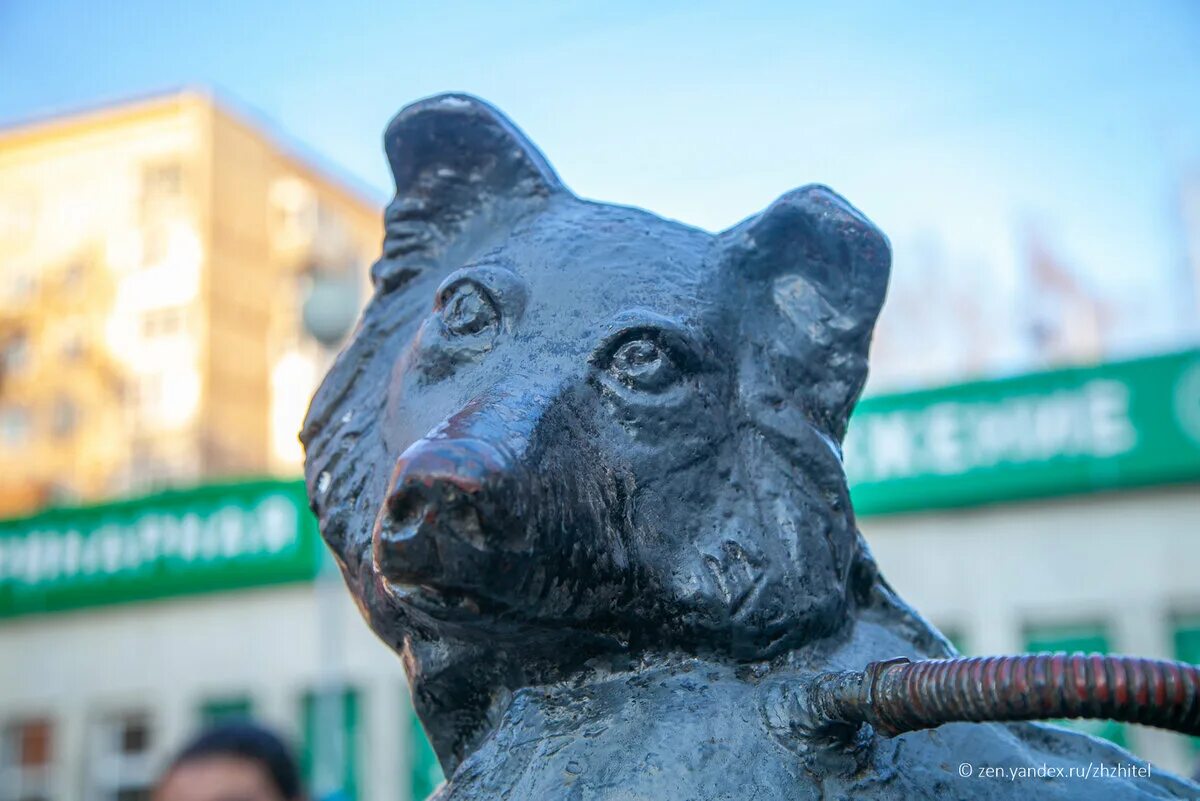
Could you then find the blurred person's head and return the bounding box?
[154,721,304,801]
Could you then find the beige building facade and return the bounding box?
[0,92,380,516]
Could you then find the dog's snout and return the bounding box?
[390,438,509,500]
[374,438,510,585]
[371,388,553,594]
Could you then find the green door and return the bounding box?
[198,697,253,726]
[301,688,360,801]
[1173,616,1200,754]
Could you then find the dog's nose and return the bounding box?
[373,438,508,584]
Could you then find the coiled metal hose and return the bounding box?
[807,653,1200,738]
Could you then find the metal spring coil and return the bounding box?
[808,653,1200,738]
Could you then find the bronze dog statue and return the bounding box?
[302,94,1197,799]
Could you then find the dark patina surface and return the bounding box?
[301,94,1198,799]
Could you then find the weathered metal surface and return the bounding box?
[301,93,1199,799]
[807,653,1200,739]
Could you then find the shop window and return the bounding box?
[0,717,53,801]
[407,704,444,801]
[198,697,254,726]
[1173,615,1200,753]
[301,688,360,801]
[87,712,154,801]
[1023,623,1126,747]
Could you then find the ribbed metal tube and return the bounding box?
[807,653,1200,738]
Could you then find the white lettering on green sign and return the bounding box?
[0,494,298,588]
[846,379,1137,483]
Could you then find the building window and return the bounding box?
[1,717,53,801]
[60,260,87,294]
[269,176,318,249]
[0,406,31,447]
[198,697,254,727]
[87,712,154,801]
[141,223,171,266]
[1,331,30,377]
[140,306,186,339]
[301,688,360,801]
[3,272,36,305]
[1023,622,1126,747]
[59,324,85,363]
[141,162,182,205]
[1173,615,1200,753]
[50,397,78,440]
[129,375,162,414]
[407,702,443,801]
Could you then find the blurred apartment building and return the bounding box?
[0,91,380,516]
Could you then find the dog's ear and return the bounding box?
[719,184,890,442]
[372,93,566,292]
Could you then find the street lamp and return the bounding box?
[301,264,360,801]
[302,268,360,350]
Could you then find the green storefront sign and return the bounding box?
[0,479,322,618]
[845,348,1200,516]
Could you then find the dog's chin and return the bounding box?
[381,574,525,626]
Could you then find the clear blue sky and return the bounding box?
[3,1,1198,377]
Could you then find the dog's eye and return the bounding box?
[438,281,499,337]
[607,336,678,391]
